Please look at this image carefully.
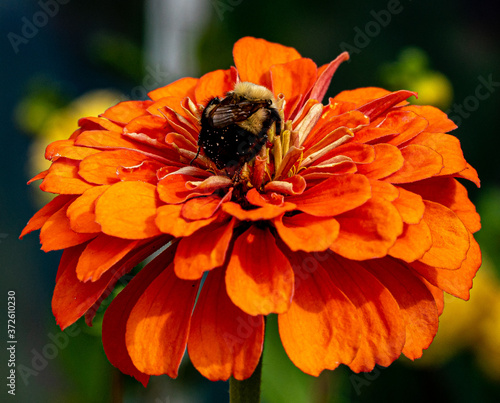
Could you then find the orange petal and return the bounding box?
[53,237,169,330]
[278,251,361,376]
[271,58,317,116]
[264,175,307,195]
[233,37,302,87]
[327,143,375,165]
[381,110,429,146]
[331,199,403,260]
[157,173,230,204]
[226,225,294,315]
[78,150,150,185]
[75,130,170,163]
[103,249,178,386]
[416,276,444,315]
[53,244,117,329]
[45,139,100,161]
[384,144,443,184]
[148,77,198,101]
[20,194,74,239]
[399,105,457,133]
[287,174,371,217]
[273,213,339,252]
[407,132,467,176]
[388,220,432,262]
[101,100,152,125]
[40,159,93,195]
[181,192,231,220]
[362,258,439,360]
[332,87,392,107]
[84,236,172,326]
[356,144,404,180]
[117,160,164,184]
[352,126,398,144]
[156,204,219,237]
[66,185,109,233]
[411,233,481,300]
[222,200,296,221]
[40,203,96,251]
[369,180,399,202]
[76,234,140,282]
[417,201,469,270]
[308,52,350,103]
[357,90,417,119]
[392,187,425,224]
[194,69,235,103]
[188,268,264,381]
[455,163,480,187]
[174,219,235,280]
[78,116,123,132]
[27,170,48,184]
[95,182,162,239]
[402,177,481,233]
[325,254,406,372]
[125,260,200,377]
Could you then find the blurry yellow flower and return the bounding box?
[28,90,122,203]
[412,257,500,379]
[380,47,453,110]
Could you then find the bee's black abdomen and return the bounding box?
[198,98,281,169]
[197,86,281,171]
[198,121,267,170]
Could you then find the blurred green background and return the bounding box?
[1,0,499,402]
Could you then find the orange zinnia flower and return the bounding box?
[21,37,481,386]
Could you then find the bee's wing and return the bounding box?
[210,100,268,128]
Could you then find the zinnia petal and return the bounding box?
[126,255,200,377]
[188,268,264,381]
[233,36,301,87]
[287,174,371,217]
[174,219,235,280]
[273,213,339,252]
[95,181,162,239]
[279,250,362,375]
[226,225,294,315]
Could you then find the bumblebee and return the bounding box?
[194,82,281,171]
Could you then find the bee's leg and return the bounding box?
[190,147,201,165]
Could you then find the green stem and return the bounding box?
[229,351,263,403]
